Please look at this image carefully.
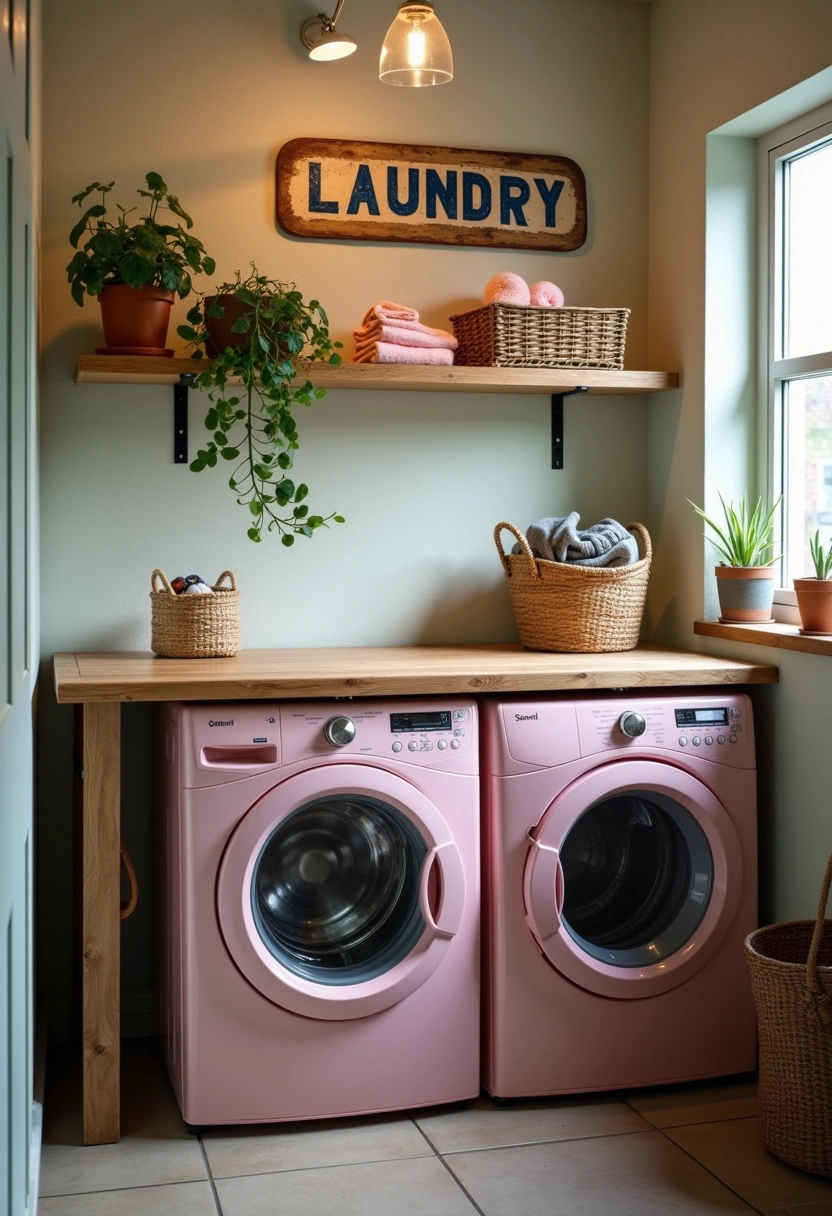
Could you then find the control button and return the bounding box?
[619,712,646,738]
[730,707,741,719]
[323,716,356,747]
[408,740,418,752]
[730,733,738,743]
[392,741,402,753]
[454,710,465,722]
[437,739,448,750]
[717,735,726,745]
[450,738,461,750]
[678,736,688,747]
[733,723,742,732]
[692,736,701,746]
[453,728,464,737]
[704,735,713,746]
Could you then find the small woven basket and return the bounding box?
[150,569,240,658]
[450,303,630,369]
[744,853,832,1178]
[494,521,651,653]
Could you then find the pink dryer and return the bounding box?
[156,699,479,1126]
[481,693,757,1098]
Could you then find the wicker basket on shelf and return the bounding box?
[450,303,630,369]
[150,569,240,658]
[744,853,832,1178]
[494,521,650,653]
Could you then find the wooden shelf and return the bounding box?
[695,618,832,658]
[75,355,679,395]
[54,642,777,705]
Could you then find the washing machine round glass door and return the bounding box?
[217,765,466,1020]
[522,759,743,999]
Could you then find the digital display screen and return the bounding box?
[390,712,452,733]
[674,708,729,727]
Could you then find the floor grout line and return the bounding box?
[198,1135,225,1216]
[435,1126,657,1156]
[411,1117,487,1216]
[657,1124,765,1214]
[39,1177,210,1200]
[198,1150,434,1183]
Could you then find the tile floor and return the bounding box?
[39,1039,832,1216]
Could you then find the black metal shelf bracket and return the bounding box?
[174,373,197,465]
[551,386,589,470]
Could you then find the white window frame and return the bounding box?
[759,102,832,615]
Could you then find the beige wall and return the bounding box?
[38,0,651,1014]
[647,0,832,919]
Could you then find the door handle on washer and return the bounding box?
[523,840,565,943]
[419,842,465,939]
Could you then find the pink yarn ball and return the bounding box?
[483,272,530,307]
[529,281,565,308]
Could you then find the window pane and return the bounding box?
[784,375,832,583]
[785,141,832,358]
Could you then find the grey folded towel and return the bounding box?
[513,512,639,567]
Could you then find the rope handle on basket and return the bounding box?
[493,522,540,580]
[151,569,176,596]
[213,570,238,591]
[625,523,653,564]
[805,851,832,1026]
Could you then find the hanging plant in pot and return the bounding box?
[794,531,832,634]
[66,171,215,355]
[689,494,781,622]
[177,265,345,545]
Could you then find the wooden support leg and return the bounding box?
[81,702,121,1145]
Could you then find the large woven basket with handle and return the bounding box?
[450,303,630,369]
[494,521,651,653]
[150,569,240,658]
[744,852,832,1178]
[493,522,651,656]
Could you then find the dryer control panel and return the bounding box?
[282,700,476,770]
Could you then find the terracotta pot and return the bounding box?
[714,566,775,623]
[97,285,175,353]
[204,295,258,358]
[794,577,832,634]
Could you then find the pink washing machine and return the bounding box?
[481,692,758,1098]
[156,698,479,1126]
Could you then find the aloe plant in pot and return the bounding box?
[66,171,215,354]
[178,266,344,545]
[689,494,781,622]
[794,532,832,634]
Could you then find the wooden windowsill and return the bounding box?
[694,619,832,657]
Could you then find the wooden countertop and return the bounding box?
[53,643,778,704]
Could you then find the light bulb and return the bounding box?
[407,21,426,68]
[380,2,453,87]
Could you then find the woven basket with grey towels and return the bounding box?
[512,512,639,567]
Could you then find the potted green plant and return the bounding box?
[689,494,781,622]
[66,171,215,355]
[177,266,345,545]
[794,531,832,633]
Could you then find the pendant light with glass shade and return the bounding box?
[379,2,454,87]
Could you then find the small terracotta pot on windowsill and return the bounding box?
[715,565,775,623]
[794,578,832,634]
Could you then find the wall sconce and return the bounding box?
[300,0,357,61]
[379,2,453,87]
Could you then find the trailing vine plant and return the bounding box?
[178,267,344,545]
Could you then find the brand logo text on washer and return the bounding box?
[515,713,539,721]
[208,719,234,727]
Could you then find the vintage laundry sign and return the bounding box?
[276,139,587,252]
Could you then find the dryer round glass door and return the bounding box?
[558,791,713,967]
[252,796,427,986]
[217,764,467,1020]
[522,759,743,999]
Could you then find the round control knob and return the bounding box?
[323,716,356,747]
[618,712,646,738]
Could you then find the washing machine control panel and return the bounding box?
[282,700,477,769]
[576,695,752,765]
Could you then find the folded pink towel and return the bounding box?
[361,300,420,326]
[353,322,458,352]
[354,341,454,366]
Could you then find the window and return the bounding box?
[761,105,832,605]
